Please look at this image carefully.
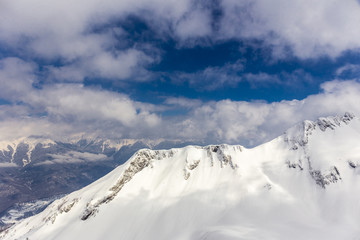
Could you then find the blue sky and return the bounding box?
[1,0,360,147]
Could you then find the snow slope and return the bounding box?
[0,135,194,216]
[1,113,360,240]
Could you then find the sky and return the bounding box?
[1,0,360,147]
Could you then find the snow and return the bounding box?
[1,114,360,240]
[0,195,63,225]
[0,137,56,165]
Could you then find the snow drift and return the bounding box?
[1,113,360,240]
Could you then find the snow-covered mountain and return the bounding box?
[2,113,360,240]
[0,137,179,167]
[0,137,193,217]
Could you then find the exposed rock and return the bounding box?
[285,113,355,150]
[348,161,357,169]
[286,160,304,170]
[187,160,200,170]
[310,166,341,189]
[81,149,160,220]
[183,169,191,180]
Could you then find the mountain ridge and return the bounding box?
[1,113,360,240]
[0,137,196,217]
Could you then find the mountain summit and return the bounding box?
[1,113,360,240]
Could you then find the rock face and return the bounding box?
[2,113,360,240]
[284,113,355,188]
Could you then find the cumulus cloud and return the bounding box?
[2,0,360,70]
[219,0,360,59]
[0,78,359,146]
[42,85,161,128]
[0,57,162,141]
[0,56,359,146]
[0,0,163,83]
[1,1,360,147]
[162,79,360,146]
[0,0,359,96]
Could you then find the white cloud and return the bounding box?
[0,78,359,146]
[219,0,360,58]
[45,48,154,83]
[32,84,162,139]
[2,0,359,69]
[0,58,37,101]
[0,1,163,83]
[85,49,154,80]
[35,151,108,165]
[0,162,17,168]
[1,1,360,146]
[164,79,360,146]
[0,58,162,141]
[0,57,358,146]
[174,8,212,42]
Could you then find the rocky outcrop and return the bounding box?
[310,166,342,189]
[284,113,355,150]
[81,149,175,220]
[205,145,240,169]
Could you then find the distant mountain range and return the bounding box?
[0,137,196,217]
[2,113,359,239]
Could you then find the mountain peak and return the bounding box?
[284,112,356,148]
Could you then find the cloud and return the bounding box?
[336,64,360,79]
[35,151,108,165]
[0,57,358,146]
[0,78,359,146]
[0,58,37,101]
[41,84,161,127]
[170,60,245,90]
[0,57,162,141]
[242,69,314,89]
[0,1,161,83]
[162,79,360,146]
[164,97,203,109]
[169,61,313,90]
[1,1,360,147]
[0,162,17,168]
[2,0,360,73]
[0,105,31,119]
[219,0,360,59]
[173,6,213,47]
[46,47,156,83]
